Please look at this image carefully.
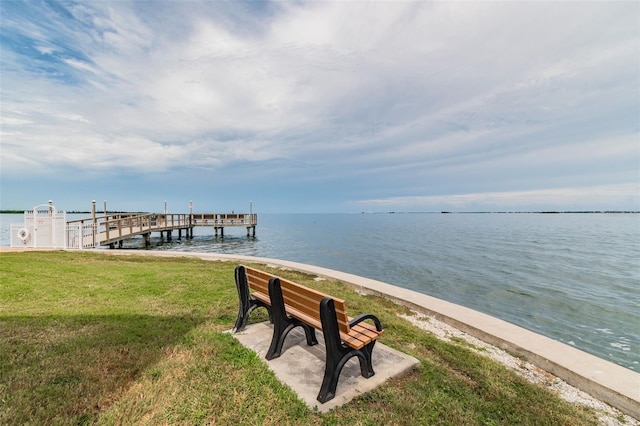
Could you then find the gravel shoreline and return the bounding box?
[399,311,638,426]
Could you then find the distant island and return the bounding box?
[360,211,640,214]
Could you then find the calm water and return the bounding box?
[2,212,638,371]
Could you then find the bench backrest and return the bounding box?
[245,266,272,297]
[243,266,351,335]
[277,276,351,336]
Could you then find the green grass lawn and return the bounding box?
[0,251,599,425]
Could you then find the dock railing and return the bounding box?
[64,212,257,249]
[190,213,257,227]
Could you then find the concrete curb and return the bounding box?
[10,249,639,418]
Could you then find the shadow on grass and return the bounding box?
[0,314,206,426]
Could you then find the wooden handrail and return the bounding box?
[65,212,257,248]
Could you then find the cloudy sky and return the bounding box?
[1,1,638,213]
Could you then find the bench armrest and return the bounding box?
[349,313,383,332]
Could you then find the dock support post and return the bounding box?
[178,229,182,240]
[167,231,172,241]
[144,233,150,247]
[91,200,97,248]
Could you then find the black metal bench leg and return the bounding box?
[266,277,319,360]
[233,266,252,332]
[266,320,297,360]
[265,319,318,360]
[318,353,341,403]
[317,297,373,403]
[318,348,366,403]
[235,299,271,333]
[302,324,319,346]
[358,341,376,378]
[232,265,271,333]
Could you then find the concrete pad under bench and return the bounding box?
[230,321,420,412]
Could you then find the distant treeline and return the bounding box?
[369,211,640,214]
[442,211,640,214]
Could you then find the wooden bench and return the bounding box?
[233,265,384,403]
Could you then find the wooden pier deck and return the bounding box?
[66,212,257,249]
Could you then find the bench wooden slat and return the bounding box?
[246,268,271,293]
[242,266,383,350]
[280,283,323,319]
[279,277,339,301]
[332,300,351,336]
[339,333,363,349]
[245,268,273,308]
[348,319,378,332]
[252,291,270,305]
[340,328,382,349]
[285,305,322,331]
[351,324,383,341]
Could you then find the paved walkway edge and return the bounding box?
[44,250,640,418]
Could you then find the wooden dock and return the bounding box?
[66,212,257,249]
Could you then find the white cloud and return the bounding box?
[1,1,638,211]
[34,45,56,55]
[355,183,640,212]
[63,58,99,74]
